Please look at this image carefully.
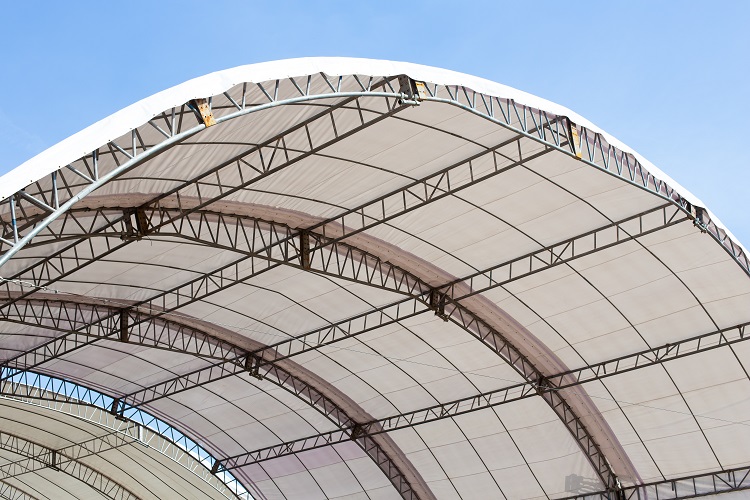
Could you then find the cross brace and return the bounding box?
[215,319,750,470]
[0,201,687,489]
[0,80,698,492]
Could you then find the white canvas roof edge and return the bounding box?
[1,56,742,250]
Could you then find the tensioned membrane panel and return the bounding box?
[0,58,748,500]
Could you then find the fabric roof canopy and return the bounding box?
[0,57,749,500]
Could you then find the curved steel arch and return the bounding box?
[0,427,138,500]
[0,199,644,490]
[0,294,436,500]
[0,369,251,500]
[416,84,750,278]
[0,480,36,500]
[0,76,411,268]
[3,71,728,493]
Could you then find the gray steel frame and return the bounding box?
[0,370,251,499]
[0,481,35,500]
[0,83,431,498]
[3,71,744,497]
[212,320,750,469]
[0,429,138,500]
[0,75,411,266]
[0,300,429,500]
[0,144,688,495]
[1,201,635,490]
[4,295,749,500]
[417,85,749,278]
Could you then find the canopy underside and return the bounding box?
[0,58,748,500]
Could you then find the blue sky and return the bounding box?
[1,1,748,244]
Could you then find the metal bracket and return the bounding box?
[429,289,449,321]
[190,98,216,127]
[119,309,130,342]
[568,120,582,159]
[534,376,550,395]
[210,461,221,474]
[350,424,364,440]
[300,230,311,270]
[121,209,151,241]
[693,206,708,233]
[109,398,126,420]
[397,76,424,105]
[245,355,263,380]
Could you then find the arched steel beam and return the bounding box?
[0,76,693,490]
[0,71,746,490]
[0,201,653,489]
[0,370,252,500]
[0,294,436,500]
[7,74,745,282]
[418,88,750,278]
[0,74,411,268]
[0,428,139,500]
[0,101,546,302]
[0,83,689,490]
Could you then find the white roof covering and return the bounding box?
[1,57,740,248]
[0,58,748,500]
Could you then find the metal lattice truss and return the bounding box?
[1,61,749,500]
[1,294,749,498]
[0,480,34,500]
[0,371,251,499]
[0,429,138,500]
[562,465,750,500]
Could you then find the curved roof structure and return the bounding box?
[1,57,749,500]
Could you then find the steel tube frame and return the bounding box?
[0,371,251,499]
[0,88,408,269]
[0,299,433,500]
[0,199,670,490]
[419,90,749,278]
[0,429,138,500]
[0,481,36,500]
[3,73,730,495]
[6,295,749,488]
[215,318,750,468]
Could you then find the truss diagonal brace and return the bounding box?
[0,295,432,500]
[217,319,750,472]
[0,480,36,500]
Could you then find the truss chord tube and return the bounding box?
[0,88,405,270]
[1,198,684,374]
[0,96,413,376]
[423,94,750,278]
[0,89,405,311]
[20,285,745,487]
